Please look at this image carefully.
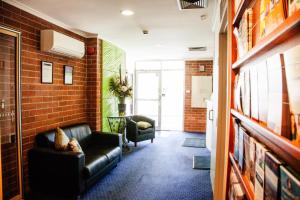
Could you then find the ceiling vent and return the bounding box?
[188,47,207,51]
[177,0,208,10]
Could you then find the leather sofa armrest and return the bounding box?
[91,132,122,148]
[28,148,85,196]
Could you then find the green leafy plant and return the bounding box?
[109,67,132,104]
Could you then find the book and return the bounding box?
[257,61,269,125]
[284,44,300,146]
[234,74,241,111]
[234,0,242,14]
[238,127,245,170]
[250,65,259,121]
[289,0,300,16]
[234,9,253,58]
[280,166,300,199]
[234,118,240,161]
[260,0,270,38]
[238,126,246,171]
[264,152,283,200]
[243,68,251,117]
[249,137,256,190]
[266,0,286,35]
[255,142,268,200]
[232,183,245,200]
[243,131,251,182]
[267,54,291,138]
[239,71,245,114]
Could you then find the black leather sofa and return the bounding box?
[126,115,155,147]
[28,123,122,198]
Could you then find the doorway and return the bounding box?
[0,26,23,200]
[135,61,184,131]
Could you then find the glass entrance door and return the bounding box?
[135,71,161,128]
[0,27,22,200]
[135,61,184,131]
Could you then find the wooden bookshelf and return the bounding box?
[227,0,300,199]
[233,0,254,27]
[231,109,300,175]
[229,153,254,200]
[232,9,300,69]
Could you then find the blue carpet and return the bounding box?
[82,131,213,200]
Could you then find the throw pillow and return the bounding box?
[137,121,152,129]
[54,127,69,151]
[68,138,83,153]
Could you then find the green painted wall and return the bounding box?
[102,41,126,132]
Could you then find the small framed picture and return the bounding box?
[64,65,73,85]
[41,61,53,84]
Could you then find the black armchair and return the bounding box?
[126,115,155,147]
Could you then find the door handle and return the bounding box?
[1,99,4,109]
[209,109,213,121]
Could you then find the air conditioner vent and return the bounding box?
[178,0,208,10]
[188,47,207,51]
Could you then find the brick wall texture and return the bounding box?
[0,0,102,192]
[184,60,213,133]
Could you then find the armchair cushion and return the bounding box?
[137,121,152,129]
[138,128,155,135]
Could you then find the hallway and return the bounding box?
[82,132,213,200]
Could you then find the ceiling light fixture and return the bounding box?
[121,10,135,16]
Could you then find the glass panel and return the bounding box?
[136,72,160,100]
[0,32,20,199]
[135,71,160,128]
[136,100,159,127]
[161,70,184,130]
[135,61,161,70]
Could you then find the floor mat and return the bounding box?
[193,155,211,170]
[182,138,206,148]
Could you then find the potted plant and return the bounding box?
[109,67,132,116]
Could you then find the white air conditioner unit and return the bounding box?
[41,30,85,59]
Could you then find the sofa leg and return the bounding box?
[135,142,137,147]
[151,138,153,143]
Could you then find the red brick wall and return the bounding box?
[86,38,102,131]
[0,0,101,191]
[184,60,213,132]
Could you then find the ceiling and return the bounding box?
[12,0,215,61]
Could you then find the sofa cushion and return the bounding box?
[82,144,121,178]
[69,124,91,143]
[98,147,121,162]
[68,138,83,153]
[84,154,109,178]
[138,128,155,135]
[54,128,70,151]
[35,124,90,148]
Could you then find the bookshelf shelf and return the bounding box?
[231,109,300,175]
[229,153,254,200]
[232,9,300,69]
[233,0,253,27]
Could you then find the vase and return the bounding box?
[118,103,126,116]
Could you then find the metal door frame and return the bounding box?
[0,25,23,200]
